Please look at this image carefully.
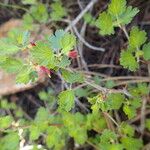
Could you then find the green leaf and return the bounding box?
[57,55,71,68]
[50,1,67,21]
[108,0,126,16]
[0,116,13,129]
[23,14,34,30]
[96,12,114,35]
[71,127,87,144]
[62,112,87,144]
[34,107,49,124]
[121,137,143,150]
[16,66,32,84]
[86,113,106,131]
[130,98,141,109]
[100,129,117,144]
[30,3,48,23]
[60,33,76,54]
[46,127,64,149]
[8,29,30,47]
[142,42,150,60]
[83,13,96,26]
[0,132,20,150]
[106,93,124,110]
[119,6,139,25]
[29,125,41,140]
[31,41,55,68]
[128,83,150,96]
[0,38,19,55]
[58,90,75,112]
[129,27,147,49]
[120,123,135,137]
[0,57,23,73]
[61,69,84,83]
[49,30,65,50]
[84,13,93,23]
[123,105,136,119]
[120,50,139,71]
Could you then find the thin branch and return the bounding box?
[140,97,147,137]
[65,0,98,32]
[73,25,105,52]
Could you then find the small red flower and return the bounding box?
[68,50,78,59]
[39,66,51,77]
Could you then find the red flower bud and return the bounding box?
[39,66,51,77]
[68,50,78,59]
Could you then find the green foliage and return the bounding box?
[88,93,125,112]
[0,132,20,150]
[142,42,150,60]
[46,126,64,149]
[96,0,139,35]
[121,137,143,150]
[106,93,124,110]
[61,69,84,83]
[29,3,48,23]
[49,30,65,50]
[123,98,141,119]
[108,0,126,16]
[63,112,87,144]
[50,1,67,21]
[84,13,96,26]
[120,49,139,71]
[0,116,13,129]
[118,6,139,25]
[31,41,55,68]
[119,123,135,137]
[29,125,41,140]
[0,38,20,55]
[96,12,114,35]
[16,66,32,84]
[0,57,23,73]
[49,30,76,54]
[60,33,76,54]
[129,27,147,49]
[58,90,75,112]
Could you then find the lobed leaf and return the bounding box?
[58,90,75,112]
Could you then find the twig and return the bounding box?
[86,140,99,150]
[87,64,121,69]
[84,79,132,97]
[140,97,147,137]
[114,78,150,86]
[101,76,149,82]
[103,112,120,127]
[121,26,129,40]
[78,22,89,71]
[73,25,105,52]
[65,0,98,32]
